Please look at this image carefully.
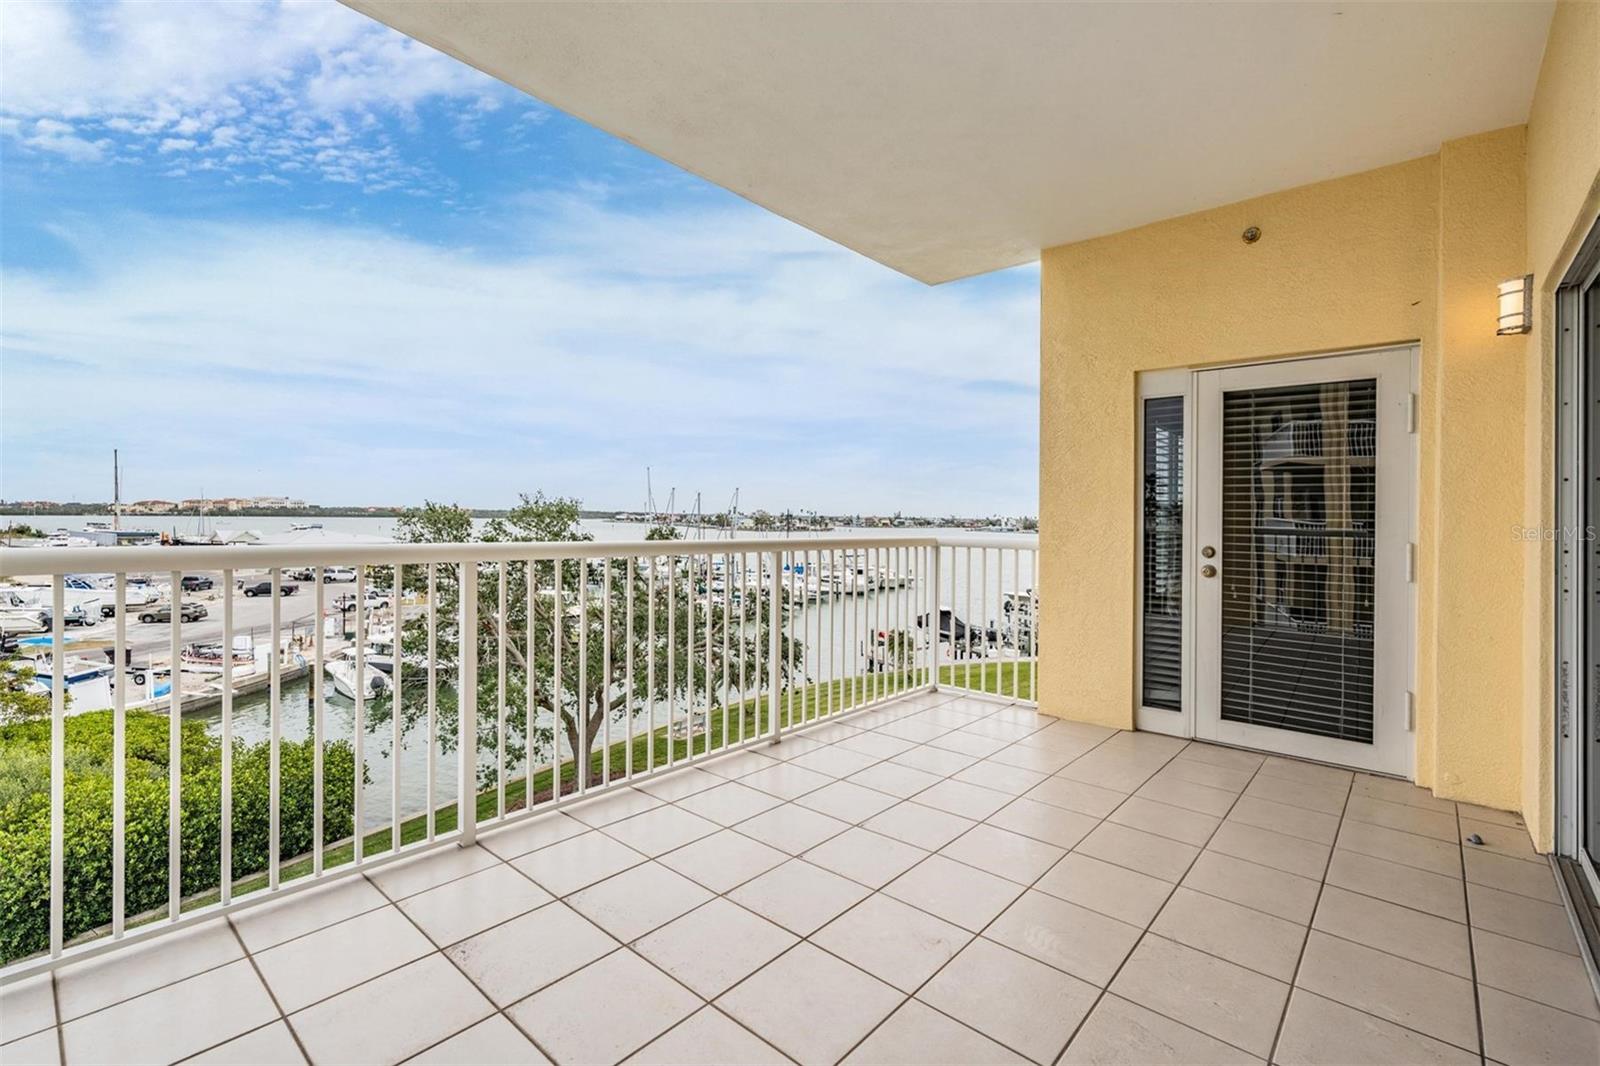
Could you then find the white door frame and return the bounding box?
[1135,345,1418,776]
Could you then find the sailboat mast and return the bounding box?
[113,449,121,531]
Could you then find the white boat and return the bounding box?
[24,655,116,714]
[325,652,393,700]
[180,637,256,675]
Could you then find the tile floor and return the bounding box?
[2,692,1597,1065]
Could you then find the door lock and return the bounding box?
[1201,546,1216,558]
[1201,565,1217,578]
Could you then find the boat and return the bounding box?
[180,638,256,675]
[23,655,117,714]
[325,651,393,700]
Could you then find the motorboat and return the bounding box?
[325,651,393,700]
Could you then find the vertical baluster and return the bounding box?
[113,574,127,934]
[458,560,479,845]
[722,552,731,746]
[702,554,712,753]
[314,568,326,868]
[602,557,612,783]
[269,567,281,888]
[168,570,181,920]
[626,556,635,777]
[1030,548,1039,702]
[1010,549,1019,699]
[497,563,507,817]
[220,570,233,903]
[931,546,942,691]
[354,567,366,862]
[49,576,65,957]
[527,559,539,803]
[393,563,405,851]
[578,558,589,793]
[667,554,676,767]
[964,548,975,691]
[425,563,436,839]
[552,559,564,800]
[768,550,782,742]
[786,551,796,727]
[647,554,657,774]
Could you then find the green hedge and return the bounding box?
[0,711,356,963]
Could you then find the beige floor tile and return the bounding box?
[910,778,1011,820]
[863,800,977,850]
[1109,795,1221,846]
[848,760,943,799]
[600,804,721,857]
[1207,821,1330,879]
[1472,928,1600,1019]
[61,959,277,1066]
[634,899,797,998]
[767,735,831,760]
[0,973,55,1039]
[843,999,1028,1065]
[1154,758,1255,794]
[987,743,1077,775]
[635,767,725,802]
[1243,774,1347,816]
[1337,820,1461,878]
[813,893,971,992]
[1466,881,1581,953]
[254,904,433,1012]
[0,1028,59,1066]
[1181,851,1320,924]
[55,918,244,1021]
[790,744,883,778]
[231,876,390,953]
[409,1015,549,1064]
[475,810,590,859]
[1461,818,1543,864]
[1025,775,1126,818]
[718,943,903,1065]
[1351,775,1456,814]
[931,729,1011,757]
[1295,931,1477,1051]
[568,861,713,942]
[988,795,1101,849]
[1344,794,1459,842]
[1058,753,1167,793]
[626,1007,789,1065]
[949,756,1049,796]
[803,826,930,889]
[655,828,789,893]
[184,1020,306,1064]
[1176,744,1266,773]
[875,718,954,744]
[986,889,1141,986]
[962,717,1045,743]
[884,854,1023,931]
[1151,886,1306,981]
[398,863,553,946]
[918,937,1098,1064]
[565,787,665,828]
[445,901,617,1006]
[1324,849,1466,922]
[835,730,920,760]
[1060,993,1264,1065]
[796,779,903,822]
[674,780,783,825]
[1035,850,1174,927]
[738,761,835,801]
[1077,821,1200,883]
[1457,802,1525,829]
[1312,884,1471,976]
[941,823,1066,884]
[511,829,647,896]
[700,748,781,780]
[1258,757,1352,791]
[1225,796,1339,846]
[368,842,502,897]
[736,803,851,854]
[1274,988,1477,1066]
[1478,986,1600,1066]
[1134,774,1239,817]
[509,949,698,1064]
[729,858,871,935]
[1464,848,1561,903]
[891,744,977,777]
[1109,935,1288,1058]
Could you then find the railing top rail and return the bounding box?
[0,534,1036,577]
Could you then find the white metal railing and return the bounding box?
[0,534,1036,978]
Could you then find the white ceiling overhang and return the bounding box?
[344,1,1553,284]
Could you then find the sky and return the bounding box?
[0,0,1040,518]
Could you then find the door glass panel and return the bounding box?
[1585,281,1600,869]
[1220,379,1377,742]
[1142,396,1184,710]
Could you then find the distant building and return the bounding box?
[128,499,177,513]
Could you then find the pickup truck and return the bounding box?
[241,581,299,597]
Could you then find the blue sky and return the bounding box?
[0,1,1039,517]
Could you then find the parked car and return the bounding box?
[241,581,299,597]
[179,575,214,591]
[323,566,358,583]
[334,590,389,611]
[286,567,316,582]
[138,603,208,624]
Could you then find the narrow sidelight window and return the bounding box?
[1142,396,1184,709]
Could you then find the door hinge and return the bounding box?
[1406,542,1417,583]
[1406,691,1416,732]
[1408,392,1418,434]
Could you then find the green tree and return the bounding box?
[379,495,802,794]
[0,657,53,725]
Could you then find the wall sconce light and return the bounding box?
[1497,274,1532,335]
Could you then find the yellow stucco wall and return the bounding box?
[1522,0,1600,848]
[1039,132,1529,813]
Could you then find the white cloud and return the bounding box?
[157,137,198,153]
[1,203,1039,513]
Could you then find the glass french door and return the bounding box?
[1192,348,1415,775]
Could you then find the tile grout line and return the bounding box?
[1458,802,1490,1065]
[1265,771,1355,1065]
